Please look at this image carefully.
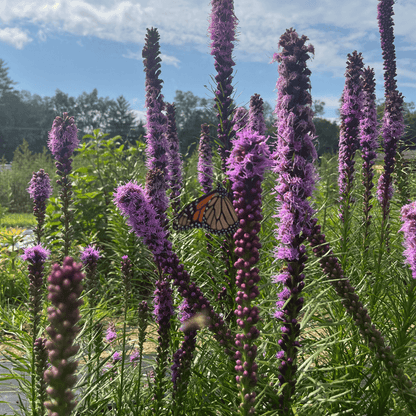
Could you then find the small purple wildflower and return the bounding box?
[81,245,100,306]
[400,201,416,279]
[130,350,141,366]
[112,351,122,363]
[106,322,117,343]
[80,245,101,267]
[198,124,214,194]
[22,244,50,336]
[27,169,52,202]
[27,169,52,244]
[22,244,50,264]
[44,257,83,415]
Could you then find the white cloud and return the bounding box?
[123,49,180,67]
[313,96,342,109]
[0,0,414,84]
[160,53,180,68]
[0,27,32,49]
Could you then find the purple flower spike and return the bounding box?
[142,27,169,217]
[27,169,53,245]
[130,350,141,366]
[81,245,101,304]
[80,245,101,267]
[198,124,214,194]
[360,67,379,244]
[48,112,79,170]
[233,107,249,134]
[376,0,405,228]
[337,51,364,221]
[113,182,235,354]
[34,338,48,415]
[27,169,52,202]
[121,255,133,297]
[44,257,84,415]
[166,103,183,215]
[400,201,416,280]
[270,28,317,411]
[248,94,267,136]
[22,245,50,340]
[48,113,79,258]
[209,0,238,172]
[22,244,50,264]
[227,128,271,415]
[106,322,117,343]
[171,299,198,401]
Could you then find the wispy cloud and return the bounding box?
[123,49,180,68]
[0,0,413,85]
[0,27,32,49]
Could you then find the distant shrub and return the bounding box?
[0,140,57,213]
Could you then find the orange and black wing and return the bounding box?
[173,185,238,235]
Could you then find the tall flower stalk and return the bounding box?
[117,255,132,413]
[198,124,214,194]
[171,300,198,414]
[271,28,317,413]
[227,128,272,415]
[308,219,416,412]
[248,94,267,136]
[21,245,50,416]
[359,67,378,272]
[27,169,53,245]
[166,102,183,215]
[337,51,364,268]
[80,244,100,411]
[113,182,234,356]
[34,337,48,416]
[400,201,416,281]
[233,107,249,134]
[209,0,238,173]
[376,0,405,250]
[142,27,169,218]
[135,301,149,414]
[47,113,79,259]
[44,257,84,416]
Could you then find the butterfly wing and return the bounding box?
[173,185,238,235]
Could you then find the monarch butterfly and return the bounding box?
[172,184,239,235]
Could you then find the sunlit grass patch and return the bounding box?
[0,212,36,229]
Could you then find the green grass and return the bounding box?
[0,212,36,229]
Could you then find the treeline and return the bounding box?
[1,58,415,163]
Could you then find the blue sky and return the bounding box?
[0,0,415,125]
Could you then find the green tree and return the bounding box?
[106,95,145,145]
[173,90,218,155]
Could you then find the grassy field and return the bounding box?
[0,212,36,230]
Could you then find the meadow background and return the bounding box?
[1,0,416,415]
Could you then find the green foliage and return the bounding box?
[314,118,340,155]
[0,212,36,228]
[0,140,56,213]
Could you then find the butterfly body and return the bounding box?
[173,184,239,235]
